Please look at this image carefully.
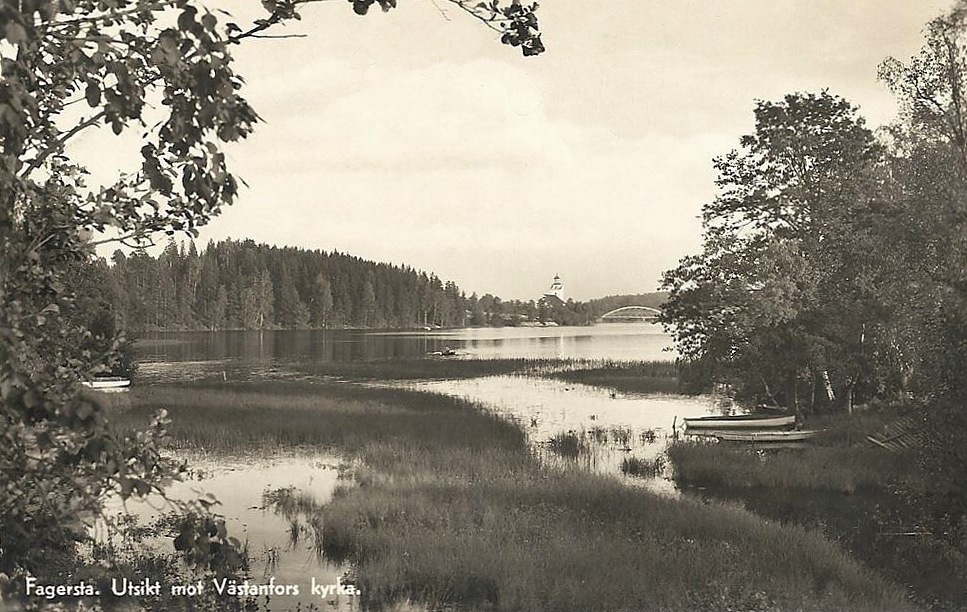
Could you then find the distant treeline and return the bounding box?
[89,238,663,331]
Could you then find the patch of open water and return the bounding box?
[396,375,727,495]
[101,452,360,611]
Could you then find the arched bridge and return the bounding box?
[598,306,662,322]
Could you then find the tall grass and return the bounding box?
[291,356,684,395]
[668,442,922,493]
[113,381,526,453]
[117,382,915,611]
[318,441,910,612]
[620,455,665,478]
[292,358,548,381]
[667,409,967,610]
[546,431,588,458]
[669,406,926,493]
[544,359,681,394]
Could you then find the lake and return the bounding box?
[134,322,675,365]
[118,323,726,610]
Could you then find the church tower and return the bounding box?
[547,274,563,300]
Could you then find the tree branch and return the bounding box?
[443,0,506,34]
[89,230,154,248]
[19,111,106,179]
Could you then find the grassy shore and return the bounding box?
[669,408,927,493]
[293,357,683,397]
[114,382,913,611]
[669,409,967,610]
[543,359,682,394]
[292,358,543,381]
[668,442,921,492]
[116,381,524,452]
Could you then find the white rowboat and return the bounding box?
[81,377,131,390]
[714,430,823,443]
[683,414,795,430]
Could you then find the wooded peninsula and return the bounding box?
[80,239,665,331]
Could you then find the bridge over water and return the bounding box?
[597,305,661,322]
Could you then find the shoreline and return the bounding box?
[97,365,925,611]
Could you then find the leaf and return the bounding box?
[85,82,100,108]
[178,7,197,32]
[119,478,134,499]
[4,22,27,46]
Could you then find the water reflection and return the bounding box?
[105,452,357,611]
[135,323,674,364]
[399,375,720,496]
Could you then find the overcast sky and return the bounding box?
[79,0,952,300]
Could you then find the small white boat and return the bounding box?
[684,414,795,430]
[714,430,823,443]
[81,377,131,390]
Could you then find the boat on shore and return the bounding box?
[684,413,795,430]
[713,429,823,443]
[81,376,131,390]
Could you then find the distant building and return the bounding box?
[539,274,565,308]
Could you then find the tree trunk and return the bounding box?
[810,374,817,412]
[821,369,836,403]
[846,382,854,416]
[787,374,800,417]
[760,375,781,407]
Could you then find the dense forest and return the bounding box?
[91,238,651,331]
[659,9,967,512]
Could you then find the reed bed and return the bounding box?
[546,431,589,458]
[620,455,666,478]
[667,409,967,610]
[319,442,910,612]
[543,359,682,395]
[291,358,548,381]
[116,381,914,611]
[668,442,921,493]
[113,381,525,453]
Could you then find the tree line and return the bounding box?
[96,238,618,331]
[105,238,470,330]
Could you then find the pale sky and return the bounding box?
[79,0,952,300]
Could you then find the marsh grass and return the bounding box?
[545,359,681,394]
[620,455,666,478]
[807,406,916,447]
[262,487,327,558]
[293,357,684,392]
[610,426,632,447]
[114,381,525,453]
[119,381,914,611]
[319,442,910,612]
[292,358,549,381]
[547,431,588,458]
[667,409,967,610]
[668,442,921,493]
[669,407,925,493]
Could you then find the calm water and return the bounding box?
[103,452,361,610]
[135,323,674,364]
[400,376,719,496]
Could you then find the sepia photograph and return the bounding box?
[2,1,967,610]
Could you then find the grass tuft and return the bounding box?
[620,455,666,478]
[547,431,588,458]
[544,359,681,394]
